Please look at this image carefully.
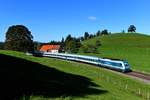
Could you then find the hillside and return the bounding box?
[0,50,150,100]
[79,33,150,74]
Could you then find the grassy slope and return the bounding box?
[0,50,149,100]
[79,33,150,74]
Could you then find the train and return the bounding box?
[41,52,131,72]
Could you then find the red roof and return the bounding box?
[40,45,60,52]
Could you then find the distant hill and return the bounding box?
[79,33,150,73]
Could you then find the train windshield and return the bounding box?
[125,63,129,66]
[124,61,130,68]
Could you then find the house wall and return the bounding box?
[51,50,59,53]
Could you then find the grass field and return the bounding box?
[0,50,150,100]
[79,33,150,74]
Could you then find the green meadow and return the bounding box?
[79,33,150,74]
[0,50,149,100]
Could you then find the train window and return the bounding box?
[111,62,122,67]
[100,60,106,64]
[100,60,123,68]
[100,60,110,65]
[124,63,129,67]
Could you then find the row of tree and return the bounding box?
[60,29,110,53]
[1,24,136,52]
[46,25,136,53]
[81,29,110,41]
[63,35,81,53]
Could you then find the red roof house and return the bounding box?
[40,45,60,53]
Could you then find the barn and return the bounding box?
[40,45,60,53]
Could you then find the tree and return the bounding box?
[59,37,65,52]
[65,34,72,44]
[101,29,109,35]
[4,25,34,52]
[96,40,101,46]
[82,44,98,53]
[65,39,75,53]
[68,40,78,53]
[49,40,60,45]
[128,25,136,32]
[33,41,42,51]
[64,34,81,53]
[75,38,82,50]
[96,30,101,36]
[89,34,94,39]
[64,34,73,51]
[84,32,89,40]
[80,36,84,41]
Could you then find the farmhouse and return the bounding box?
[40,45,60,53]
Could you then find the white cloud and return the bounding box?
[88,16,97,20]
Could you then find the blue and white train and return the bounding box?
[42,52,131,72]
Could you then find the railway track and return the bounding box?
[66,59,150,83]
[72,58,150,82]
[53,58,150,83]
[125,71,150,83]
[57,57,150,83]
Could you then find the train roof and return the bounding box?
[44,52,128,62]
[102,57,125,61]
[63,53,99,59]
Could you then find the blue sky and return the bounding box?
[0,0,150,42]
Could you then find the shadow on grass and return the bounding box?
[0,54,107,100]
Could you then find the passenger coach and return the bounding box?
[43,52,131,72]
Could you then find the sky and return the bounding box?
[0,0,150,42]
